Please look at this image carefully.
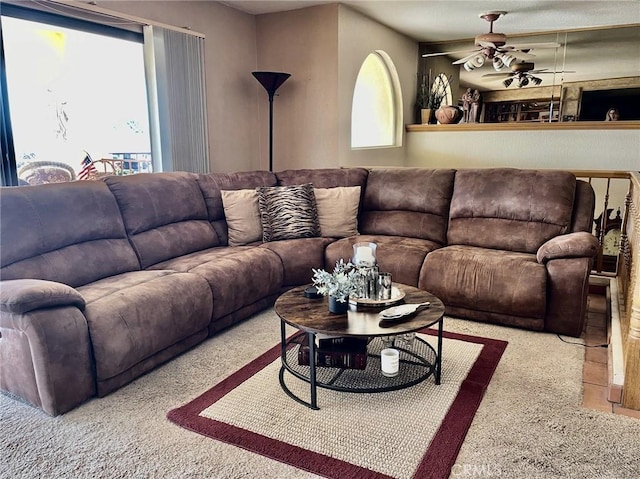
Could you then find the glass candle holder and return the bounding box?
[352,242,377,267]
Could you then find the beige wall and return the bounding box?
[255,4,339,171]
[337,5,418,167]
[99,1,260,172]
[255,3,418,170]
[406,129,640,171]
[70,2,640,176]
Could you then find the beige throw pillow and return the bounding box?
[220,189,262,246]
[314,186,361,238]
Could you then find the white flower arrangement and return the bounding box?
[312,259,359,302]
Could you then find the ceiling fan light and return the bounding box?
[502,53,516,67]
[531,76,543,86]
[493,57,504,71]
[518,77,529,88]
[503,77,513,88]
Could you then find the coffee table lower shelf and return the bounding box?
[279,325,441,410]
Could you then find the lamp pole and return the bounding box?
[252,71,291,172]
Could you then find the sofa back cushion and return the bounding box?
[276,167,369,189]
[571,179,596,233]
[448,168,577,253]
[105,172,218,268]
[359,168,456,245]
[196,171,278,245]
[0,181,139,287]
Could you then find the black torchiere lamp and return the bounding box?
[252,71,291,171]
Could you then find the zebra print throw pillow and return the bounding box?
[256,183,320,242]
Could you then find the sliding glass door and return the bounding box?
[1,7,151,185]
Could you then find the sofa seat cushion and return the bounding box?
[260,237,337,286]
[419,245,546,321]
[325,235,440,287]
[77,270,213,383]
[148,246,256,272]
[155,248,284,320]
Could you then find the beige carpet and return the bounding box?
[2,310,640,478]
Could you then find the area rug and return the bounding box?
[167,329,507,479]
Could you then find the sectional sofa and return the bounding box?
[0,167,598,415]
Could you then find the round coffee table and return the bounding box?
[274,283,445,409]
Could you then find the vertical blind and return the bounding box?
[144,25,209,174]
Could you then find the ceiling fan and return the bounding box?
[481,61,574,88]
[421,11,561,72]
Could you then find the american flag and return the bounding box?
[78,152,97,180]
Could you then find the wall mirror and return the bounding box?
[419,25,640,123]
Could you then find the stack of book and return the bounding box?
[297,335,369,369]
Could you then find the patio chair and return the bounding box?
[18,161,77,185]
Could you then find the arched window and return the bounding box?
[433,73,453,107]
[351,50,402,149]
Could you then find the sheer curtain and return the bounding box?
[144,26,209,174]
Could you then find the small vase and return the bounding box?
[329,295,349,314]
[435,105,462,124]
[420,108,433,124]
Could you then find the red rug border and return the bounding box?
[167,328,507,479]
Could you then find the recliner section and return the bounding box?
[0,166,598,415]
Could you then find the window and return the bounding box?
[433,73,452,107]
[1,8,151,185]
[351,50,402,149]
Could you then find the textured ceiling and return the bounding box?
[221,1,640,41]
[221,1,640,91]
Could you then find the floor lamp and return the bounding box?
[252,71,291,172]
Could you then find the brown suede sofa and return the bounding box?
[0,167,598,415]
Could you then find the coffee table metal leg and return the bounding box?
[278,321,320,410]
[436,318,443,385]
[280,320,287,360]
[307,332,318,409]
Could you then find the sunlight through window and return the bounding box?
[2,16,151,180]
[351,51,402,149]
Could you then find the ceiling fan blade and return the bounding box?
[535,70,576,74]
[421,49,478,58]
[504,50,536,60]
[452,51,483,64]
[481,72,513,79]
[506,42,562,50]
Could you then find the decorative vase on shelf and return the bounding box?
[420,108,433,124]
[329,295,349,314]
[435,105,462,124]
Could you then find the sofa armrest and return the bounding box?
[0,280,94,415]
[0,279,85,314]
[536,232,599,265]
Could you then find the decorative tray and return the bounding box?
[349,285,405,307]
[379,302,431,320]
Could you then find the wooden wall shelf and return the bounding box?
[406,121,640,132]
